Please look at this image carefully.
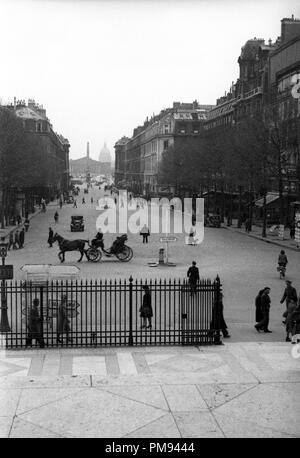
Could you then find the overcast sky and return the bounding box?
[0,0,299,160]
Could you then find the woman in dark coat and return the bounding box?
[255,288,265,324]
[285,300,298,342]
[26,298,42,347]
[140,285,153,329]
[57,295,71,343]
[210,292,230,338]
[48,227,54,247]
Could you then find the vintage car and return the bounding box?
[64,194,74,204]
[204,214,222,228]
[70,215,84,232]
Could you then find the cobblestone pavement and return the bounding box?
[0,343,299,438]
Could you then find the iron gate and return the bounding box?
[1,276,222,348]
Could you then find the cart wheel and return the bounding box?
[86,248,102,262]
[116,245,133,262]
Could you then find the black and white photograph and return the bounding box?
[0,0,299,441]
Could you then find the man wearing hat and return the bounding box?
[187,261,200,296]
[280,280,298,309]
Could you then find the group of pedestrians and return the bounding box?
[25,295,72,347]
[255,280,300,343]
[8,226,25,250]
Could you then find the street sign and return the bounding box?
[0,265,14,280]
[159,237,177,242]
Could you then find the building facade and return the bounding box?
[0,98,70,226]
[114,101,214,196]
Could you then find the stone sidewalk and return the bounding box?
[225,219,300,252]
[0,343,299,438]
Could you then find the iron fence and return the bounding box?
[1,276,222,348]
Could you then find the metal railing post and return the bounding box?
[39,286,45,348]
[214,275,222,345]
[128,275,133,346]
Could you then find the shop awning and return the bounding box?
[254,192,279,207]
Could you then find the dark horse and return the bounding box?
[53,233,89,262]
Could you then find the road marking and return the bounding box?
[27,355,45,376]
[117,352,137,375]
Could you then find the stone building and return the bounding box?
[0,99,70,226]
[70,142,112,178]
[114,101,214,196]
[98,142,112,176]
[203,16,300,223]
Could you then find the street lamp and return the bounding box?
[0,237,11,332]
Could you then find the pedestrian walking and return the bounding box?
[187,261,199,295]
[57,295,72,343]
[255,288,265,324]
[19,227,25,248]
[255,287,272,333]
[280,280,298,310]
[8,232,14,250]
[139,285,153,329]
[54,211,59,224]
[73,199,77,208]
[283,299,297,342]
[24,218,30,232]
[48,227,54,248]
[14,230,19,249]
[140,224,150,243]
[59,199,63,209]
[82,197,85,204]
[25,299,44,347]
[91,197,93,204]
[277,249,288,277]
[210,292,230,338]
[187,225,198,245]
[245,218,251,233]
[17,214,22,226]
[290,223,295,240]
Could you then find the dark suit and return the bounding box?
[256,292,271,331]
[187,265,199,295]
[280,286,297,307]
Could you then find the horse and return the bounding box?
[52,233,89,263]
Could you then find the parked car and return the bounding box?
[204,214,222,228]
[70,215,84,232]
[65,195,74,204]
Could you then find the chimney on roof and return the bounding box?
[281,15,300,43]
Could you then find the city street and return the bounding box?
[4,185,300,343]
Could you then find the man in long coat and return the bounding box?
[187,261,199,296]
[255,287,272,333]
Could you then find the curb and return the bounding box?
[224,226,300,252]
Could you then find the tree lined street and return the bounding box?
[3,184,299,343]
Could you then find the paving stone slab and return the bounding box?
[96,385,169,411]
[10,417,64,438]
[17,388,166,438]
[125,413,180,438]
[173,411,224,438]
